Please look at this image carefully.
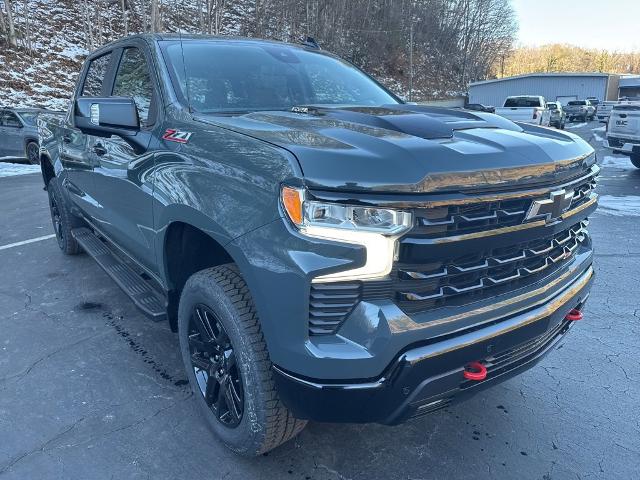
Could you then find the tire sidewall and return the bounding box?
[178,271,266,455]
[47,177,79,254]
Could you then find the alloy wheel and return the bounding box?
[27,143,39,164]
[188,304,244,427]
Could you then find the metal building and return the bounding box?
[468,73,620,107]
[619,75,640,99]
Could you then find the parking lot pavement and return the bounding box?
[1,121,639,480]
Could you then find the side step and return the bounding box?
[72,228,167,322]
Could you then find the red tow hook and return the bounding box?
[463,361,487,381]
[565,309,584,321]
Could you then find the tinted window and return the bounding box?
[568,101,586,106]
[547,103,558,109]
[82,53,111,97]
[17,112,38,126]
[112,48,154,125]
[504,97,542,107]
[161,41,398,113]
[0,111,21,127]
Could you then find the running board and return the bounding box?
[72,228,167,321]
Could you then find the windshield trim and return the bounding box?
[158,39,404,115]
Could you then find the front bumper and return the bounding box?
[273,266,593,424]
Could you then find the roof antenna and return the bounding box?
[302,36,320,49]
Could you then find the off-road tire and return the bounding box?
[631,154,640,169]
[47,177,82,255]
[178,264,307,456]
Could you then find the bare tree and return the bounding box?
[4,0,17,47]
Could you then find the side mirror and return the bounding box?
[74,97,140,138]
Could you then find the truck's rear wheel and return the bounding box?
[47,178,82,255]
[178,264,306,456]
[631,154,640,169]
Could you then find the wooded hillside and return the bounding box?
[499,44,640,78]
[0,0,516,108]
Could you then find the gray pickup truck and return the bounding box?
[39,34,598,456]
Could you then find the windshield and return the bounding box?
[504,97,541,107]
[16,112,38,126]
[547,103,558,109]
[161,41,399,113]
[568,101,586,106]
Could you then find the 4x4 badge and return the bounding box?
[525,189,574,223]
[162,129,193,144]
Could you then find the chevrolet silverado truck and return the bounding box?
[606,102,640,167]
[494,95,551,126]
[39,34,598,456]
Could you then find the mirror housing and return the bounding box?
[74,97,140,138]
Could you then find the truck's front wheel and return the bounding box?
[178,264,306,456]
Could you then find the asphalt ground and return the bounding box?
[0,121,639,480]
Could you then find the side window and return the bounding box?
[0,111,21,128]
[82,53,111,97]
[112,48,154,125]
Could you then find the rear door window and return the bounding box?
[0,111,22,127]
[112,48,155,126]
[82,53,112,97]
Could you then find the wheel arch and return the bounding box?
[40,153,55,188]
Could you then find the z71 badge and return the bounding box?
[162,129,193,143]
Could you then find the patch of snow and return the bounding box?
[593,132,605,143]
[566,123,587,129]
[596,195,640,217]
[601,155,637,171]
[0,163,41,177]
[592,125,606,132]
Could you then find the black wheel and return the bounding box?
[47,177,82,255]
[631,155,640,169]
[178,264,306,456]
[560,121,565,130]
[27,141,39,165]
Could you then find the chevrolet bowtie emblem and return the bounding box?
[525,189,574,223]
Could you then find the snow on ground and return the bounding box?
[0,163,41,178]
[596,195,640,217]
[592,125,606,132]
[601,155,636,171]
[566,122,588,129]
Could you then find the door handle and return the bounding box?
[93,143,107,156]
[62,135,72,143]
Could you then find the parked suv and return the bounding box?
[547,102,566,129]
[0,107,44,163]
[39,35,598,456]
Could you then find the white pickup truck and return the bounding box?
[494,95,551,126]
[606,102,640,168]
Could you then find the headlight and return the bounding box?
[281,186,413,281]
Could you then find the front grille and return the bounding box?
[396,220,589,313]
[412,173,596,239]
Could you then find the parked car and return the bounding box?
[39,34,598,456]
[606,102,640,168]
[564,100,596,122]
[596,101,618,123]
[586,97,600,107]
[546,102,566,129]
[464,103,495,113]
[0,107,47,164]
[494,95,551,126]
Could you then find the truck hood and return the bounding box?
[195,105,595,194]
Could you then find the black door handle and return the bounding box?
[93,143,107,156]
